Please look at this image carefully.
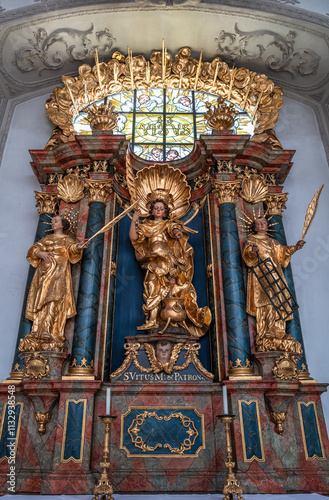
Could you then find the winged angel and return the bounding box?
[127,162,211,337]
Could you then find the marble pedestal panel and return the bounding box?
[1,379,329,495]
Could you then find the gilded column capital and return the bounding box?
[84,178,113,205]
[35,191,58,214]
[213,180,240,205]
[266,193,288,216]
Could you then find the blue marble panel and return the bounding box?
[121,407,204,456]
[239,400,264,462]
[12,213,52,371]
[299,402,325,460]
[62,400,86,462]
[72,202,105,367]
[0,403,22,462]
[269,215,307,371]
[219,203,251,368]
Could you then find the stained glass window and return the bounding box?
[74,88,254,161]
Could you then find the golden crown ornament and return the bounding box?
[204,96,238,130]
[86,101,119,131]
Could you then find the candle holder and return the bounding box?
[218,414,244,500]
[92,415,117,500]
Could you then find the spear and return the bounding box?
[301,184,324,240]
[82,200,139,246]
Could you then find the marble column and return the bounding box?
[266,193,310,377]
[68,178,112,377]
[214,180,254,376]
[9,192,58,380]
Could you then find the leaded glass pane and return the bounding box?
[73,87,255,160]
[166,115,195,144]
[135,114,164,144]
[194,92,217,113]
[133,144,164,161]
[235,113,255,135]
[135,89,165,112]
[165,146,192,161]
[166,89,194,113]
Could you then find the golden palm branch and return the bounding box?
[301,184,324,240]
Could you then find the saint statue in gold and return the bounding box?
[127,163,211,337]
[242,216,305,352]
[19,215,87,353]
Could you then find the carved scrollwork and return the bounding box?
[45,46,283,141]
[216,24,320,79]
[13,24,115,75]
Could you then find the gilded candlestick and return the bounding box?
[92,415,117,500]
[219,415,244,500]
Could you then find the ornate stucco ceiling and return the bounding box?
[0,0,328,160]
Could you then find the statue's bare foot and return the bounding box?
[137,321,158,331]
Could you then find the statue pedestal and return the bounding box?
[19,351,69,380]
[254,350,301,381]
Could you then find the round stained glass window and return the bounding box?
[74,88,255,161]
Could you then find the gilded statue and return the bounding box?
[242,216,305,352]
[19,215,87,352]
[127,163,211,337]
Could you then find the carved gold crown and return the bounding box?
[204,97,238,130]
[86,101,119,130]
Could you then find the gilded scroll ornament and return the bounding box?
[45,47,283,144]
[273,352,299,381]
[110,341,214,379]
[240,175,268,204]
[57,174,85,203]
[23,352,50,379]
[127,410,199,455]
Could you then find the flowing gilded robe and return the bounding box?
[242,234,295,342]
[132,219,211,336]
[20,234,82,352]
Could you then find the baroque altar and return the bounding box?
[0,47,328,495]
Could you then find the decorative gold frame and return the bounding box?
[46,46,283,140]
[0,402,24,463]
[238,399,265,463]
[298,401,326,461]
[61,398,87,463]
[120,406,205,458]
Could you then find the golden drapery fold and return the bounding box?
[132,219,211,337]
[242,234,296,346]
[20,233,82,352]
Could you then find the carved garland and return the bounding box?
[46,46,283,141]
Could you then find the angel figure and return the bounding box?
[128,162,211,337]
[19,215,88,353]
[242,216,305,351]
